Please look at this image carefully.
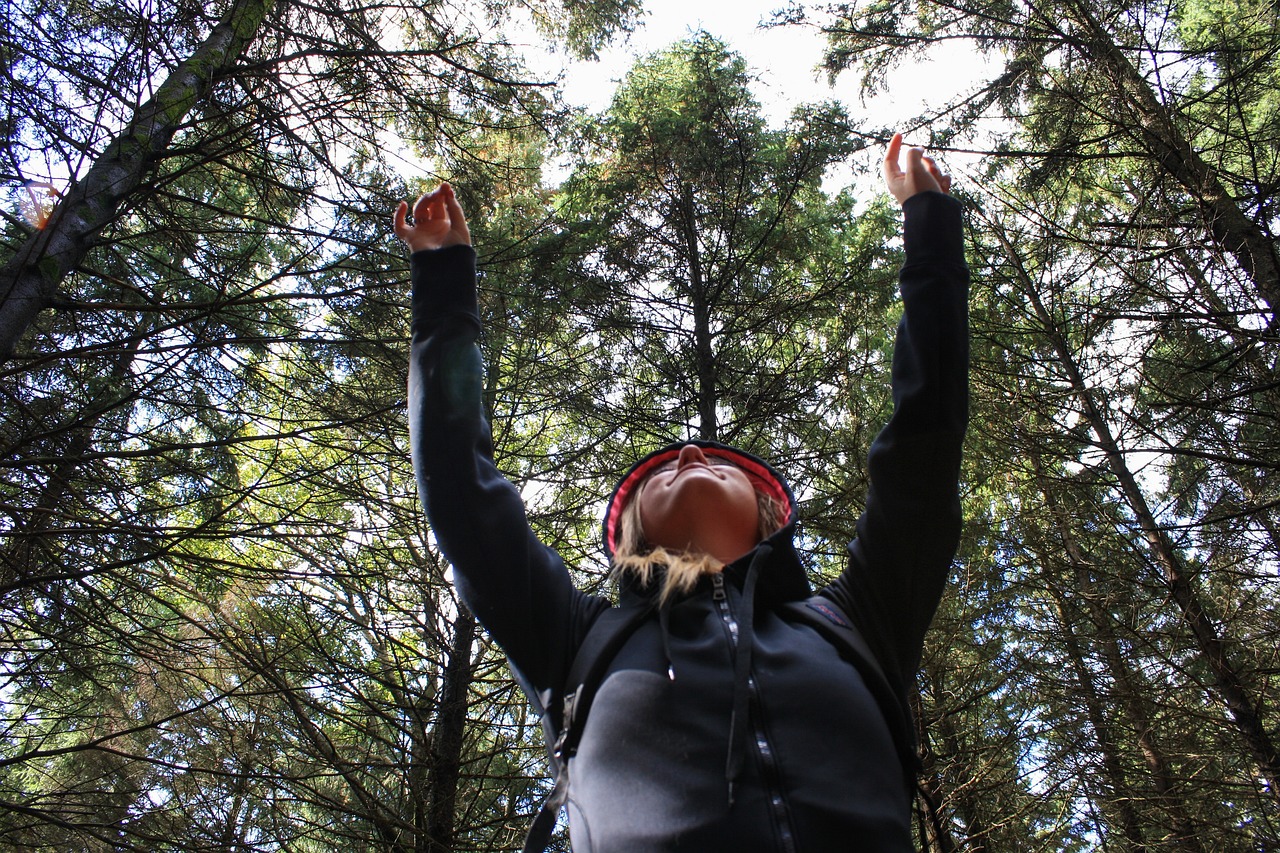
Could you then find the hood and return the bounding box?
[602,441,809,603]
[602,439,797,559]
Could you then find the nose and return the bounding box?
[676,444,708,469]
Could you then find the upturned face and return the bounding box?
[636,444,761,565]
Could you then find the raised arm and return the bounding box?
[821,135,969,697]
[400,185,607,696]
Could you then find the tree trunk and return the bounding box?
[1038,472,1205,851]
[1061,0,1280,320]
[1042,571,1150,852]
[423,605,477,853]
[991,218,1280,800]
[0,0,276,362]
[911,689,959,853]
[1,324,145,593]
[1058,613,1148,850]
[678,182,718,441]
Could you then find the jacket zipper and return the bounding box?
[711,574,798,853]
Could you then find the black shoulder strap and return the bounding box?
[521,604,652,853]
[564,606,653,726]
[782,596,922,793]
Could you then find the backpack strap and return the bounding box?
[521,596,919,850]
[520,604,653,853]
[782,596,922,795]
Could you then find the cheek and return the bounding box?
[719,468,756,507]
[727,481,761,532]
[636,480,672,536]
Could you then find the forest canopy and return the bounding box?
[1,0,1277,849]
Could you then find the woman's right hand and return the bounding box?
[394,182,471,252]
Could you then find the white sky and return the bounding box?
[552,0,835,123]
[527,0,994,189]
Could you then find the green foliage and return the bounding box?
[822,0,1280,839]
[0,0,631,848]
[4,0,1279,847]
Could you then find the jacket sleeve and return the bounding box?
[821,191,969,697]
[408,245,607,697]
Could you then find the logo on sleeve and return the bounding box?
[805,600,851,629]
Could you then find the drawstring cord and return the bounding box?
[725,543,769,806]
[647,547,773,807]
[658,600,676,681]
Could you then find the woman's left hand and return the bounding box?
[883,133,952,205]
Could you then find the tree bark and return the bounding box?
[423,606,477,853]
[0,0,276,362]
[991,218,1280,800]
[1061,0,1280,320]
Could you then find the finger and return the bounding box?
[414,186,444,220]
[921,155,952,193]
[411,191,429,222]
[443,190,467,230]
[393,200,408,236]
[883,133,904,180]
[905,146,926,173]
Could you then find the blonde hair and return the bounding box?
[610,489,788,603]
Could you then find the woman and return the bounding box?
[397,133,969,852]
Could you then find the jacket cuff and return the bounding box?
[901,192,965,267]
[411,244,479,319]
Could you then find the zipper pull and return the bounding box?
[712,572,726,601]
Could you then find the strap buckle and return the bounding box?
[552,688,580,761]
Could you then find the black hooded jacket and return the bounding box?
[409,191,969,852]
